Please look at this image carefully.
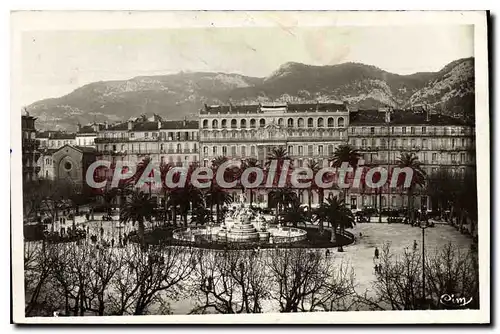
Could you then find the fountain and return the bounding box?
[172,201,307,245]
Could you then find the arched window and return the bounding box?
[231,119,237,129]
[317,118,324,127]
[278,118,284,126]
[259,118,266,128]
[338,117,345,127]
[298,118,304,128]
[241,119,247,128]
[203,119,208,128]
[287,118,294,127]
[307,118,314,128]
[213,146,218,155]
[250,119,256,128]
[222,146,228,155]
[327,117,334,127]
[212,119,218,128]
[221,119,227,128]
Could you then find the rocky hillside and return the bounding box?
[27,58,474,131]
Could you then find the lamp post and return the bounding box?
[419,219,429,308]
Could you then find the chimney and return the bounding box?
[385,107,392,123]
[425,105,430,122]
[104,121,108,130]
[77,123,82,132]
[343,100,349,112]
[183,116,187,127]
[92,123,99,132]
[127,120,133,131]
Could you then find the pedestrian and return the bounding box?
[359,232,363,238]
[413,240,418,251]
[374,247,379,259]
[100,227,104,237]
[111,238,115,248]
[325,249,331,257]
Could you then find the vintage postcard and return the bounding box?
[11,11,490,324]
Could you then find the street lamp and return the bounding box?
[419,219,430,308]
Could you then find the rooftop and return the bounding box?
[349,109,468,126]
[199,102,348,115]
[104,119,199,132]
[36,131,76,140]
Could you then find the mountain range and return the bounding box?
[26,57,475,131]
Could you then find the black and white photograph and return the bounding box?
[10,11,490,324]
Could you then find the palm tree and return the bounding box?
[120,191,156,250]
[316,196,355,243]
[396,152,426,224]
[268,186,297,224]
[281,198,308,228]
[206,186,233,224]
[240,158,261,207]
[170,185,202,227]
[306,159,323,212]
[330,144,361,203]
[265,146,290,167]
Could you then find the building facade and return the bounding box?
[198,102,350,205]
[22,111,40,181]
[37,131,77,149]
[76,123,106,147]
[347,107,475,211]
[95,114,199,170]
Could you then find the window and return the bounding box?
[177,144,182,153]
[231,146,237,156]
[259,119,266,128]
[298,146,303,155]
[221,119,227,128]
[145,132,149,138]
[461,138,466,147]
[278,118,284,126]
[410,127,415,134]
[231,119,237,129]
[432,153,437,161]
[212,119,218,128]
[403,139,408,147]
[213,146,218,155]
[422,152,427,162]
[298,118,304,128]
[402,127,406,134]
[203,120,208,128]
[222,146,227,155]
[451,153,457,162]
[318,118,324,127]
[328,145,334,155]
[338,117,345,127]
[203,146,208,155]
[250,119,256,128]
[318,145,323,155]
[241,119,247,128]
[460,152,466,163]
[288,145,293,155]
[422,127,426,134]
[251,146,256,156]
[152,132,158,138]
[241,146,246,157]
[362,139,367,147]
[287,118,294,127]
[327,118,334,128]
[422,139,427,149]
[411,139,416,148]
[307,118,314,128]
[452,139,456,148]
[370,127,375,134]
[308,145,313,156]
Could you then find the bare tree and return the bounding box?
[109,243,196,315]
[190,248,270,314]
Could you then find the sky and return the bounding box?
[20,25,474,105]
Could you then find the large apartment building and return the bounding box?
[94,114,199,168]
[347,107,475,211]
[199,102,349,168]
